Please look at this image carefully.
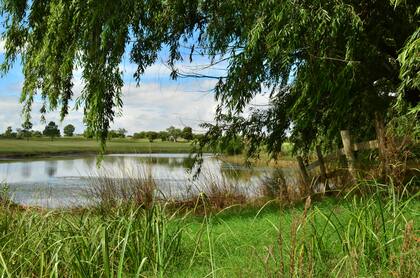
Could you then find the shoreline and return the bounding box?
[0,138,194,160]
[0,149,194,161]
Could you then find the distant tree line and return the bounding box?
[0,122,75,141]
[1,123,200,143]
[133,126,195,142]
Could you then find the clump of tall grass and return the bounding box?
[0,202,185,277]
[258,178,419,277]
[175,170,248,213]
[260,169,290,201]
[260,168,319,204]
[86,166,158,209]
[0,183,10,205]
[370,111,420,188]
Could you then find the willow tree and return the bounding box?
[0,0,418,155]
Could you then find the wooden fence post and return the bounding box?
[375,113,387,177]
[340,130,356,179]
[297,156,310,186]
[316,145,327,181]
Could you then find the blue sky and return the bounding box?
[0,39,269,135]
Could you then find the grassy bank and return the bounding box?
[0,182,418,277]
[219,153,296,168]
[0,137,192,158]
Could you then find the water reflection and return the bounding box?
[21,163,31,178]
[138,156,196,169]
[82,156,96,168]
[45,161,58,177]
[63,159,74,168]
[219,161,265,182]
[0,153,273,208]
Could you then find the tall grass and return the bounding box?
[0,174,418,277]
[0,203,185,277]
[258,179,420,277]
[86,166,158,209]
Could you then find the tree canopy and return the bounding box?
[63,124,75,136]
[43,121,60,140]
[0,0,418,155]
[182,127,193,141]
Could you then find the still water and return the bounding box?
[0,153,272,208]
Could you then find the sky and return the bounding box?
[0,40,269,135]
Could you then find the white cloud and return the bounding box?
[0,39,5,54]
[0,59,268,135]
[0,79,218,134]
[113,80,218,132]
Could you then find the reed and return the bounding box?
[0,202,185,277]
[86,166,158,209]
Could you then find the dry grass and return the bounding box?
[219,153,297,168]
[86,166,158,209]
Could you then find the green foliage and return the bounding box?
[194,0,419,157]
[397,28,420,95]
[181,126,193,141]
[83,128,95,139]
[2,127,14,138]
[118,128,127,137]
[108,129,126,139]
[63,124,75,137]
[42,121,60,140]
[21,121,32,131]
[0,0,418,155]
[31,130,42,138]
[146,131,158,142]
[20,121,32,140]
[133,130,185,142]
[133,131,147,139]
[158,131,169,141]
[166,126,182,142]
[222,137,244,155]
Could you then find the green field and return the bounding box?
[0,137,193,158]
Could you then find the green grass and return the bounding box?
[0,181,418,277]
[0,137,192,158]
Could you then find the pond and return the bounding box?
[0,153,276,208]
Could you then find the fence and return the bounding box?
[296,126,384,185]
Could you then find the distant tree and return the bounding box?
[43,121,60,141]
[182,127,193,141]
[146,131,159,142]
[3,126,14,138]
[133,131,147,139]
[83,128,94,139]
[63,124,75,136]
[167,126,182,142]
[21,121,33,141]
[159,131,169,141]
[15,128,24,139]
[22,130,32,140]
[32,131,42,138]
[107,128,127,139]
[108,130,118,139]
[118,128,127,138]
[193,133,204,140]
[108,130,122,139]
